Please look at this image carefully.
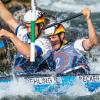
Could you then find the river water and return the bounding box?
[0,0,100,100]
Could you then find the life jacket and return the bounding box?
[15,24,30,43]
[54,43,90,74]
[14,29,55,75]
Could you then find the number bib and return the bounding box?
[54,50,73,73]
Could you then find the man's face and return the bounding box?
[25,23,40,38]
[25,23,31,33]
[49,34,62,51]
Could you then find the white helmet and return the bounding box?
[23,10,44,23]
[44,24,65,36]
[44,26,55,36]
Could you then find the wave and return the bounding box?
[36,0,100,13]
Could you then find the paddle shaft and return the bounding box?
[44,13,83,29]
[30,0,36,62]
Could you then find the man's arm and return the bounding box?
[0,1,19,32]
[0,29,30,58]
[82,8,97,51]
[0,29,52,58]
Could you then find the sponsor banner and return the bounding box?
[26,77,56,85]
[78,75,100,82]
[21,75,100,86]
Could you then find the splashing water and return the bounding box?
[88,45,100,74]
[0,41,35,98]
[66,78,91,97]
[37,0,100,12]
[0,78,34,99]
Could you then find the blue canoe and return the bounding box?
[0,74,100,95]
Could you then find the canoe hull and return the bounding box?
[0,75,100,95]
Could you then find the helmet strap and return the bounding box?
[36,23,44,38]
[58,33,63,48]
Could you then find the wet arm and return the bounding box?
[9,34,30,58]
[0,29,30,58]
[0,29,52,59]
[7,34,52,58]
[0,1,19,32]
[82,8,97,51]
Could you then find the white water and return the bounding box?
[66,79,90,96]
[0,78,34,99]
[37,0,100,12]
[88,45,100,74]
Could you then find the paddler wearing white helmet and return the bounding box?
[44,8,97,74]
[0,1,49,41]
[45,8,97,53]
[0,1,52,59]
[23,9,47,38]
[45,24,67,51]
[15,9,50,44]
[0,1,54,74]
